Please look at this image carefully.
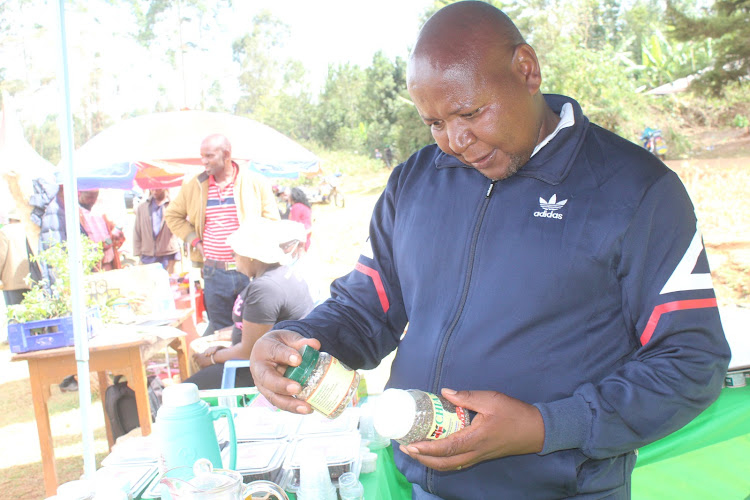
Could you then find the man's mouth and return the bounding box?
[466,150,496,169]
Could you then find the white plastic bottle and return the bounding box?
[338,471,365,500]
[372,388,472,445]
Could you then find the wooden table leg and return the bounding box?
[27,359,58,497]
[128,346,152,436]
[98,371,115,449]
[170,336,191,380]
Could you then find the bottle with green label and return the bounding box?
[284,345,360,419]
[372,388,472,445]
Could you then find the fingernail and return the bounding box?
[297,405,312,414]
[289,354,300,365]
[286,383,299,394]
[407,446,419,454]
[399,445,409,455]
[443,388,457,395]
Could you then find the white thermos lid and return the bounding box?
[161,382,200,408]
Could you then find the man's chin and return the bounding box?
[473,162,521,181]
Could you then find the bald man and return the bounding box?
[165,134,279,336]
[249,3,729,498]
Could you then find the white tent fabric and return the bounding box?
[0,91,58,251]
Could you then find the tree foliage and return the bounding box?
[5,0,749,169]
[667,0,750,94]
[233,10,290,116]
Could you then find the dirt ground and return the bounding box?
[665,126,750,307]
[680,126,750,160]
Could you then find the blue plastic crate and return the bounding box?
[8,309,99,354]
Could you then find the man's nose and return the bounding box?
[447,123,475,154]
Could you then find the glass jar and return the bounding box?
[372,388,472,445]
[284,345,360,419]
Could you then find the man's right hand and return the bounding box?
[249,329,321,414]
[195,241,205,260]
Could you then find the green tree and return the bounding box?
[233,10,289,115]
[253,60,315,141]
[312,63,367,150]
[124,0,233,110]
[361,52,408,153]
[667,0,750,94]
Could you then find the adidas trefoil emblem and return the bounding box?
[534,194,567,220]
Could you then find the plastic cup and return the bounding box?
[359,402,391,450]
[297,446,336,500]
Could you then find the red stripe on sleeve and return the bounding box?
[640,298,718,345]
[354,262,390,314]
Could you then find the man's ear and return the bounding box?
[512,44,543,95]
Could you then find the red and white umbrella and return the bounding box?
[65,110,321,190]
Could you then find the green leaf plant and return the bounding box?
[7,236,112,324]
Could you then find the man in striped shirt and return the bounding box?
[166,134,279,336]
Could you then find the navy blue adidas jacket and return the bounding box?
[276,95,730,499]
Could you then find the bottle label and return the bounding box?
[427,393,470,440]
[307,357,357,417]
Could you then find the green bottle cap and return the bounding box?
[284,345,320,385]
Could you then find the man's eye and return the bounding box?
[430,121,444,130]
[462,108,480,118]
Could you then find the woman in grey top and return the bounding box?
[186,219,313,389]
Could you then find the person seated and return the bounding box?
[184,219,314,390]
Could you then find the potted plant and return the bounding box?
[7,236,113,353]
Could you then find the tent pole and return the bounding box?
[55,0,96,479]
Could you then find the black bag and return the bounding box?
[105,375,165,441]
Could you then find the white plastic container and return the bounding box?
[338,471,365,500]
[295,407,359,437]
[221,440,288,484]
[725,371,747,388]
[231,407,300,441]
[282,432,362,492]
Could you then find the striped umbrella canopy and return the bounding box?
[64,110,321,190]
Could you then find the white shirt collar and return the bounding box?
[530,102,575,158]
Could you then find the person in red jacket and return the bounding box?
[288,187,312,252]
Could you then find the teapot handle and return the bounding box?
[210,406,237,470]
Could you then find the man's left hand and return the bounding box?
[399,389,545,471]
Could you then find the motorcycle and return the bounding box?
[641,127,668,160]
[273,173,345,212]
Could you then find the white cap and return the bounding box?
[372,389,416,440]
[162,383,200,407]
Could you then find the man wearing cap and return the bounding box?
[165,134,279,336]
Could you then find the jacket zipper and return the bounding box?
[426,179,497,493]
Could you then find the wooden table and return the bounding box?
[11,310,194,497]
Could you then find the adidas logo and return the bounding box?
[534,194,567,220]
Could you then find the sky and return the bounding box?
[2,0,433,126]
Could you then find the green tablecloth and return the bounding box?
[342,386,750,499]
[632,384,750,499]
